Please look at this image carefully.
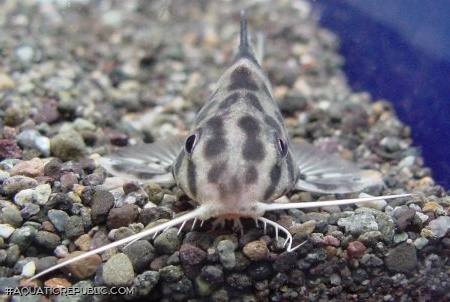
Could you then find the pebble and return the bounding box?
[422,202,443,213]
[21,260,36,278]
[395,208,416,231]
[421,216,450,238]
[385,243,417,273]
[44,277,72,291]
[243,240,269,261]
[14,188,34,207]
[16,45,34,62]
[10,158,45,177]
[153,228,180,255]
[0,138,22,158]
[0,170,10,182]
[134,271,160,296]
[217,240,236,269]
[103,253,135,286]
[34,184,52,205]
[6,244,21,266]
[90,190,115,224]
[180,243,207,266]
[201,265,224,285]
[106,204,139,229]
[34,231,60,250]
[347,241,366,258]
[74,234,91,251]
[50,131,87,161]
[73,118,96,131]
[160,276,193,299]
[61,251,102,279]
[0,224,15,239]
[123,240,156,273]
[1,206,23,227]
[356,193,387,210]
[194,275,213,297]
[35,256,57,273]
[338,212,378,235]
[64,215,84,238]
[2,175,38,196]
[44,158,63,179]
[159,265,184,282]
[273,251,298,272]
[414,237,429,249]
[323,235,340,247]
[226,273,252,291]
[16,129,51,156]
[48,209,69,233]
[9,226,37,249]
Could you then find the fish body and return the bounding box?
[31,14,413,280]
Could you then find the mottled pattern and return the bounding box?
[172,19,299,216]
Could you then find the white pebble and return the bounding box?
[21,261,36,278]
[356,192,387,210]
[0,224,16,239]
[14,188,34,207]
[415,212,429,223]
[33,184,52,205]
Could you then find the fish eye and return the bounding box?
[185,134,198,155]
[277,138,288,157]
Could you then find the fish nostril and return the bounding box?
[185,134,197,155]
[277,138,288,157]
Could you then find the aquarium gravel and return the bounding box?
[0,0,449,301]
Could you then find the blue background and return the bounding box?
[312,0,450,189]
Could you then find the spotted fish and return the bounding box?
[31,14,412,280]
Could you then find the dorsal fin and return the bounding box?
[234,11,259,64]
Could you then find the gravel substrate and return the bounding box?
[1,0,450,301]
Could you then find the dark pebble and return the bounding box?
[248,261,273,281]
[183,231,214,251]
[161,276,193,299]
[106,204,139,229]
[45,193,73,213]
[34,231,60,250]
[105,129,129,146]
[159,265,184,282]
[123,240,156,273]
[64,215,84,238]
[234,251,251,271]
[138,207,173,225]
[273,251,298,272]
[60,172,79,191]
[20,203,40,219]
[167,251,180,265]
[44,158,63,179]
[385,243,418,273]
[47,209,69,233]
[200,265,224,285]
[280,91,307,114]
[179,243,206,266]
[35,256,58,273]
[82,172,104,186]
[269,272,288,290]
[395,208,416,231]
[90,190,115,224]
[6,244,21,266]
[134,270,160,296]
[150,255,170,271]
[226,273,252,291]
